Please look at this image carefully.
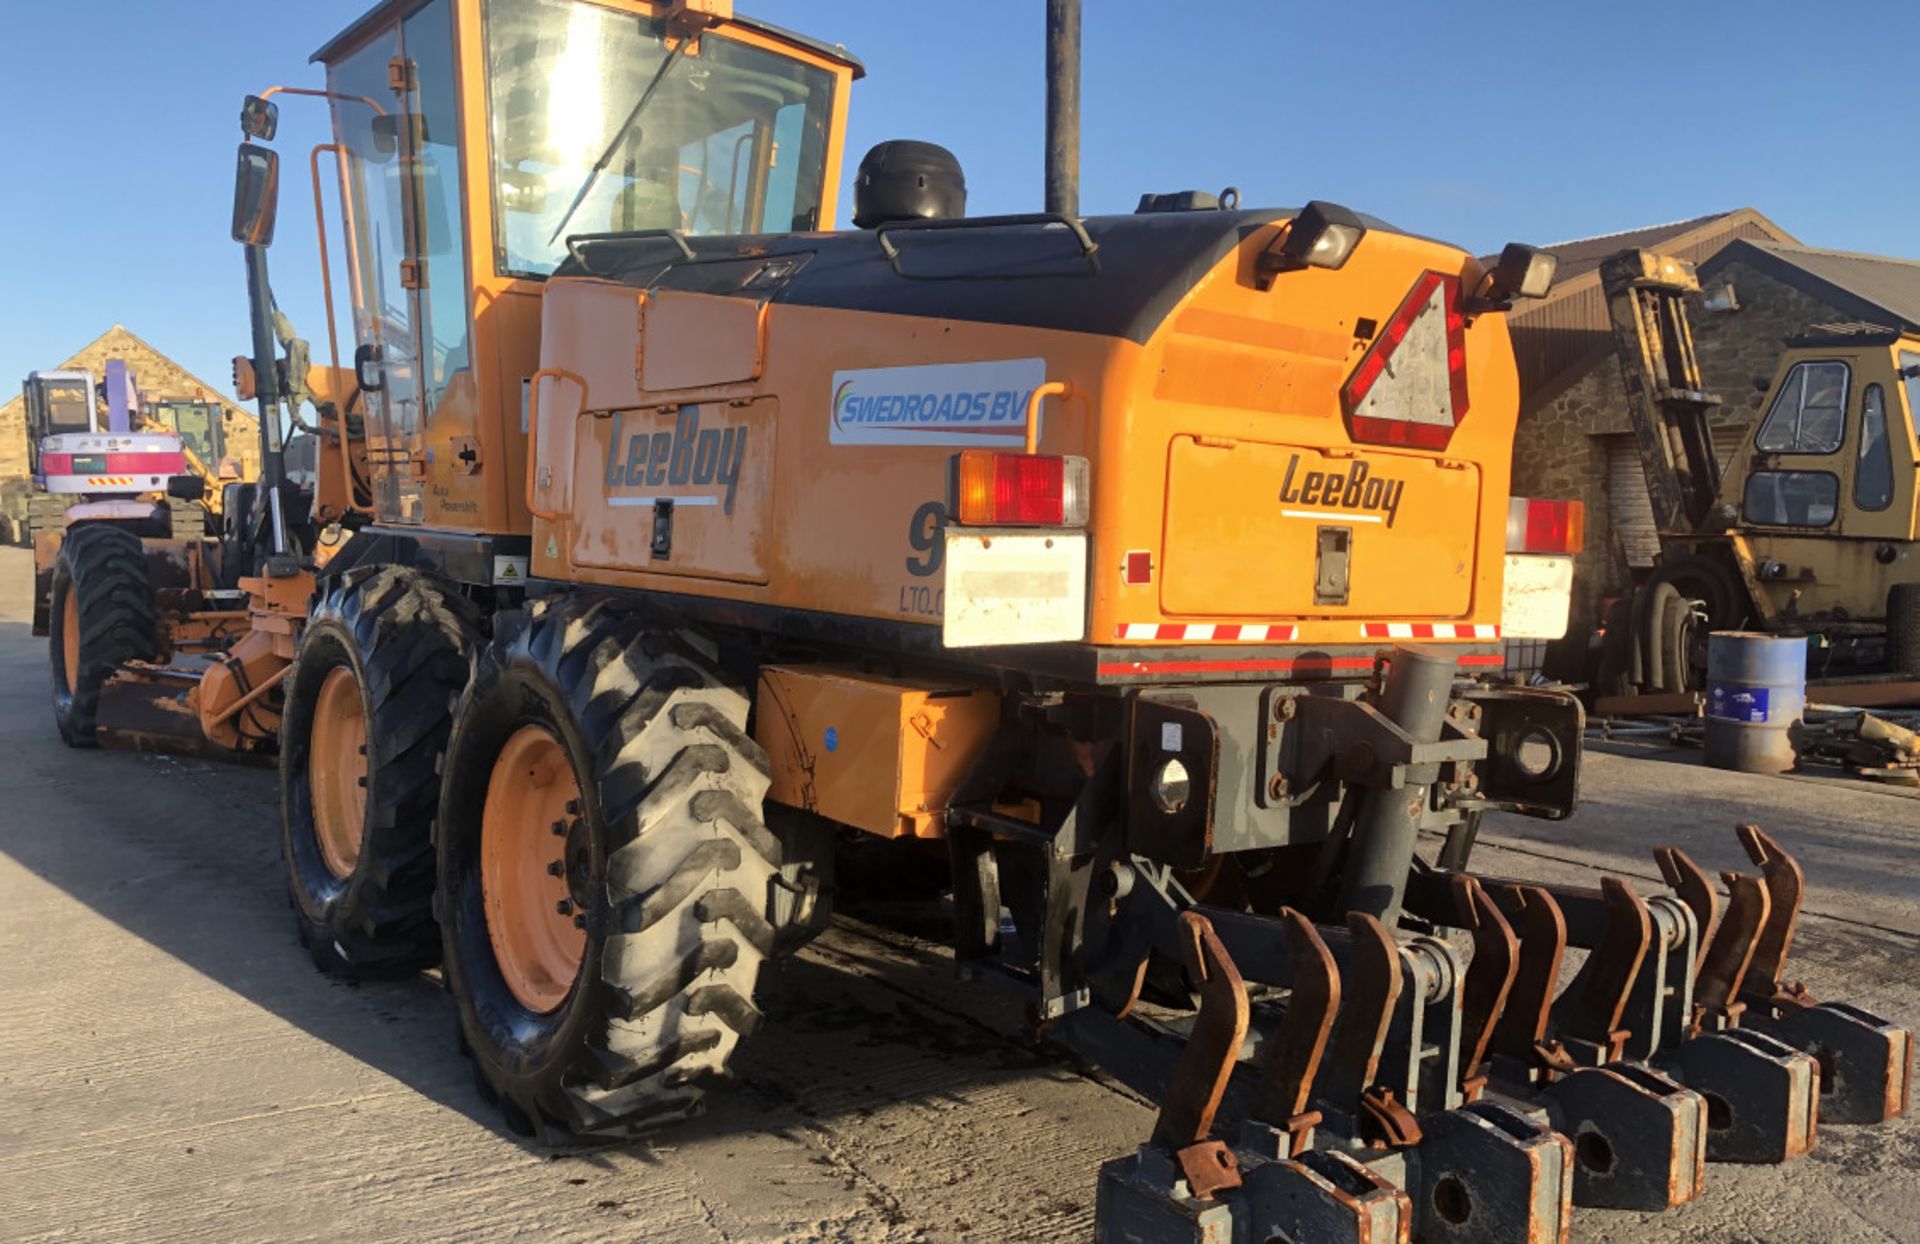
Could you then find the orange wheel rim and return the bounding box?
[60,590,80,691]
[481,725,587,1013]
[309,666,368,878]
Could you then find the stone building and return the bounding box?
[0,325,259,539]
[1504,210,1920,650]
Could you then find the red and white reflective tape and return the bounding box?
[1116,623,1299,643]
[1361,623,1500,640]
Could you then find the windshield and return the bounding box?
[41,380,92,435]
[485,0,836,277]
[152,402,223,464]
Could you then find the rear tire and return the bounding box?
[49,524,157,747]
[1889,583,1920,677]
[279,566,477,977]
[437,600,781,1142]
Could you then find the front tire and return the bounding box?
[49,524,157,747]
[437,600,781,1142]
[279,566,477,977]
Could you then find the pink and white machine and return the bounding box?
[25,363,189,498]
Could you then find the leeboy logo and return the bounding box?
[603,405,746,514]
[1279,455,1405,528]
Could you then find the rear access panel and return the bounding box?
[1160,436,1480,619]
[756,665,1001,839]
[570,396,777,583]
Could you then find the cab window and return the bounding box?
[41,380,92,435]
[1743,470,1839,527]
[483,0,837,278]
[1855,384,1892,510]
[1755,360,1848,454]
[1903,351,1920,445]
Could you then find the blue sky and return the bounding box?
[2,0,1914,411]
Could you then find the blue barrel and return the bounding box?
[1704,632,1806,773]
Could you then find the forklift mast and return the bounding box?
[1600,250,1725,535]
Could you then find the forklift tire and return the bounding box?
[1594,597,1636,699]
[280,566,478,978]
[49,524,157,747]
[437,600,781,1142]
[1889,583,1920,677]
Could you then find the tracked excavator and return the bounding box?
[43,2,1908,1239]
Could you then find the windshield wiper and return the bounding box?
[546,38,693,247]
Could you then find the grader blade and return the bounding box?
[94,664,239,760]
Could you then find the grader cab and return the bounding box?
[41,3,1908,1240]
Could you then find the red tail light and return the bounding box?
[1507,497,1585,554]
[954,451,1090,526]
[1342,271,1469,451]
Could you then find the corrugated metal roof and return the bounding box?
[1537,214,1737,283]
[1502,208,1799,412]
[1703,241,1920,333]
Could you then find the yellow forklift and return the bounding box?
[1597,249,1920,696]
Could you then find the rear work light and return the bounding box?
[1507,497,1585,554]
[953,451,1090,526]
[1342,271,1469,451]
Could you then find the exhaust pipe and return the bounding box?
[1045,0,1080,217]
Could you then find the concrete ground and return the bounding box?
[0,541,1914,1243]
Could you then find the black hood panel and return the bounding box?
[559,209,1330,345]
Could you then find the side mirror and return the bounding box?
[231,143,280,246]
[240,95,279,140]
[354,343,386,393]
[167,474,208,502]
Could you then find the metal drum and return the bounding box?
[1704,632,1806,773]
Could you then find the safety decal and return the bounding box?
[1115,624,1299,642]
[829,358,1046,446]
[1360,623,1499,639]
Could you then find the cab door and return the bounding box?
[327,22,420,522]
[325,0,469,526]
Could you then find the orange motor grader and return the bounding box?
[44,2,1909,1240]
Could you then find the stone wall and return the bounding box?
[1511,261,1849,630]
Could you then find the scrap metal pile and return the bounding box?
[1588,703,1920,787]
[1095,826,1911,1243]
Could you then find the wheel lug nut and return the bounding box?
[564,799,581,815]
[555,899,573,916]
[550,819,566,836]
[547,860,564,876]
[572,914,587,929]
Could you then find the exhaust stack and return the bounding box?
[1045,0,1080,216]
